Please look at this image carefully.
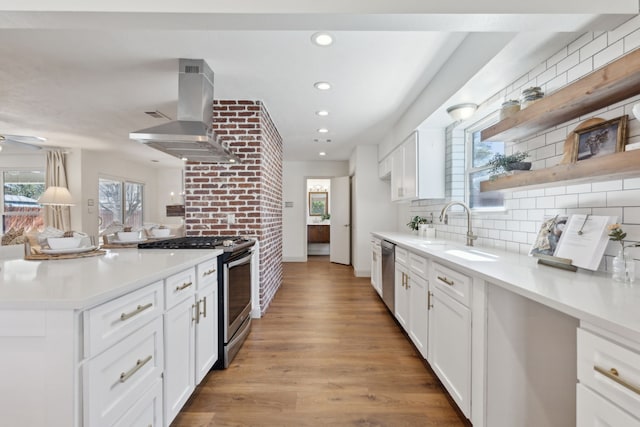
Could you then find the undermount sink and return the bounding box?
[445,249,498,262]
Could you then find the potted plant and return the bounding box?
[487,151,531,178]
[407,215,428,231]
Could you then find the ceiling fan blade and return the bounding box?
[0,134,45,150]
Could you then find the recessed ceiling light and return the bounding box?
[316,110,329,117]
[319,152,327,156]
[314,81,331,91]
[181,157,188,161]
[311,32,333,47]
[318,128,329,134]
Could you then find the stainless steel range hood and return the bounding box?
[130,58,240,163]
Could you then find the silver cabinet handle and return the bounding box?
[594,365,640,395]
[201,296,207,318]
[175,281,193,291]
[428,291,433,309]
[437,275,455,286]
[119,355,152,383]
[203,268,216,277]
[193,302,200,324]
[120,303,153,321]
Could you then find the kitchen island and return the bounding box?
[0,247,222,427]
[372,232,640,427]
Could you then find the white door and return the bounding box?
[330,176,350,265]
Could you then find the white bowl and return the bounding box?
[117,231,141,242]
[151,228,171,238]
[47,237,83,250]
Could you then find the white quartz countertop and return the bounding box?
[373,231,640,341]
[0,248,223,310]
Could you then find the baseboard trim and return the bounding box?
[283,256,307,262]
[353,269,371,278]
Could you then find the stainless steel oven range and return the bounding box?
[138,236,255,369]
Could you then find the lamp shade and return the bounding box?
[446,103,478,122]
[38,186,75,206]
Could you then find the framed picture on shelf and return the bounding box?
[573,115,627,162]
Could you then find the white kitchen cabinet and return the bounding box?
[164,295,196,424]
[394,248,429,359]
[577,324,640,424]
[428,263,472,418]
[378,156,391,180]
[370,238,382,296]
[394,261,410,330]
[390,130,445,202]
[164,262,219,426]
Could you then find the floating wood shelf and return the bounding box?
[480,149,640,192]
[481,48,640,142]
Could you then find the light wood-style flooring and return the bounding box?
[172,256,467,426]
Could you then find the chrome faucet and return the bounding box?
[439,201,478,247]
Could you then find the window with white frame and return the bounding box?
[1,170,46,233]
[466,124,506,210]
[98,178,144,233]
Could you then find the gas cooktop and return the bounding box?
[138,236,255,252]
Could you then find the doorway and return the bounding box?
[306,178,331,257]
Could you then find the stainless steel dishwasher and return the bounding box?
[380,240,395,313]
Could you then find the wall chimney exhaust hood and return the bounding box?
[130,58,240,163]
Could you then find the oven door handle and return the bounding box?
[226,252,252,268]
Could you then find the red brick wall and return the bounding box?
[184,100,283,315]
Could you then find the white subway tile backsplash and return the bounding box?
[592,180,623,192]
[610,14,640,44]
[512,209,528,220]
[505,199,520,210]
[578,192,607,207]
[594,40,624,68]
[580,33,608,61]
[566,183,592,194]
[545,186,566,196]
[624,177,640,189]
[520,221,537,233]
[592,207,623,219]
[507,221,520,231]
[494,220,507,230]
[527,188,545,198]
[556,194,578,208]
[528,210,545,221]
[500,230,513,241]
[623,224,640,241]
[546,127,568,143]
[512,190,528,199]
[537,66,557,87]
[488,229,501,239]
[547,47,568,66]
[512,232,528,243]
[608,189,640,206]
[556,51,580,74]
[568,32,594,54]
[546,73,567,94]
[506,241,520,252]
[537,196,556,208]
[624,207,640,224]
[520,198,536,209]
[567,58,593,82]
[624,28,640,52]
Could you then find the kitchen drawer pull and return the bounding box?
[437,275,455,286]
[594,365,640,395]
[428,291,433,309]
[203,268,216,277]
[175,281,193,291]
[120,303,153,321]
[119,355,152,383]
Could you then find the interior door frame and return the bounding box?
[303,176,332,261]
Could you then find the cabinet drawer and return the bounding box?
[577,328,640,420]
[166,267,196,309]
[409,252,428,279]
[395,247,408,266]
[113,378,163,427]
[197,257,219,290]
[432,262,471,307]
[577,383,640,426]
[84,317,164,427]
[84,281,164,358]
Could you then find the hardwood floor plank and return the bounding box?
[173,258,467,426]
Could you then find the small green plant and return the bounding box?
[407,215,428,231]
[321,213,331,221]
[487,151,530,177]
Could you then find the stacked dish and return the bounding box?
[520,87,544,109]
[43,237,96,254]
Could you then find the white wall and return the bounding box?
[282,160,348,261]
[405,15,640,277]
[66,149,178,238]
[350,145,397,276]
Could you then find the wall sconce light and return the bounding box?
[37,186,75,206]
[446,103,478,122]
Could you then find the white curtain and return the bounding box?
[44,150,71,230]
